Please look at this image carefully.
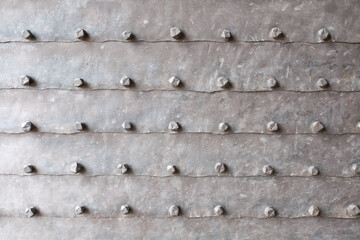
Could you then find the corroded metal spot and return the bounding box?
[214,205,224,216]
[22,30,32,39]
[19,75,31,86]
[167,165,176,174]
[168,121,180,132]
[120,76,132,87]
[75,28,86,40]
[308,205,320,216]
[24,207,37,218]
[317,78,329,88]
[262,165,274,175]
[74,78,84,87]
[221,29,231,41]
[21,121,33,132]
[218,122,229,132]
[170,27,182,39]
[264,206,276,218]
[269,27,282,38]
[75,205,85,215]
[308,166,319,176]
[120,205,130,215]
[23,165,34,174]
[168,76,181,87]
[70,162,82,174]
[168,205,180,217]
[117,164,128,174]
[347,204,360,217]
[317,28,330,42]
[214,162,226,173]
[267,121,279,132]
[311,121,325,133]
[217,77,229,88]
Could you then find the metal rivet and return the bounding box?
[121,205,130,215]
[22,121,33,132]
[75,121,84,131]
[217,77,229,88]
[308,166,319,176]
[25,207,37,218]
[168,76,181,87]
[267,121,279,132]
[311,121,325,133]
[168,121,180,132]
[221,29,231,41]
[351,163,359,174]
[214,162,226,173]
[122,31,133,40]
[70,162,82,174]
[269,27,282,38]
[74,78,84,87]
[347,204,360,216]
[117,164,128,174]
[121,121,132,131]
[24,165,34,174]
[120,76,132,87]
[308,205,320,216]
[317,78,329,88]
[218,122,229,132]
[264,206,276,218]
[170,27,182,39]
[214,205,224,216]
[75,205,85,215]
[20,75,31,86]
[356,122,360,131]
[75,28,86,40]
[168,205,180,216]
[267,78,278,88]
[22,30,32,39]
[167,165,176,174]
[317,28,330,42]
[262,165,274,175]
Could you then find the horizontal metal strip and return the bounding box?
[0,42,359,91]
[1,217,359,240]
[0,175,358,218]
[0,0,359,43]
[1,133,359,177]
[0,90,359,134]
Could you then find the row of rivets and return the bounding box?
[23,162,360,176]
[20,27,332,42]
[18,75,332,90]
[19,120,360,134]
[22,203,360,218]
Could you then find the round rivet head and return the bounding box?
[267,78,278,88]
[25,207,37,218]
[122,31,133,40]
[168,76,181,87]
[75,205,85,215]
[74,78,84,87]
[214,162,226,173]
[22,121,33,132]
[117,164,128,174]
[24,165,34,174]
[317,28,330,42]
[168,205,180,216]
[170,27,182,39]
[70,162,82,174]
[121,121,132,131]
[356,122,360,131]
[218,122,229,132]
[221,29,231,41]
[20,75,31,85]
[351,163,359,174]
[120,76,131,87]
[308,205,320,216]
[267,121,279,132]
[75,121,84,131]
[311,121,325,133]
[317,78,329,88]
[264,207,276,218]
[269,27,282,38]
[22,30,32,39]
[217,77,229,88]
[262,165,274,175]
[347,204,360,216]
[75,28,86,40]
[214,205,224,216]
[308,166,319,176]
[120,205,130,215]
[167,165,176,174]
[168,121,180,132]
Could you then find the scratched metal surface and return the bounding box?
[0,0,359,43]
[0,175,358,218]
[0,42,359,91]
[0,90,359,134]
[0,133,359,177]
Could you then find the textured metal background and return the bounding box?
[1,0,360,239]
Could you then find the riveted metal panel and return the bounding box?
[0,42,359,91]
[0,0,359,43]
[0,133,359,177]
